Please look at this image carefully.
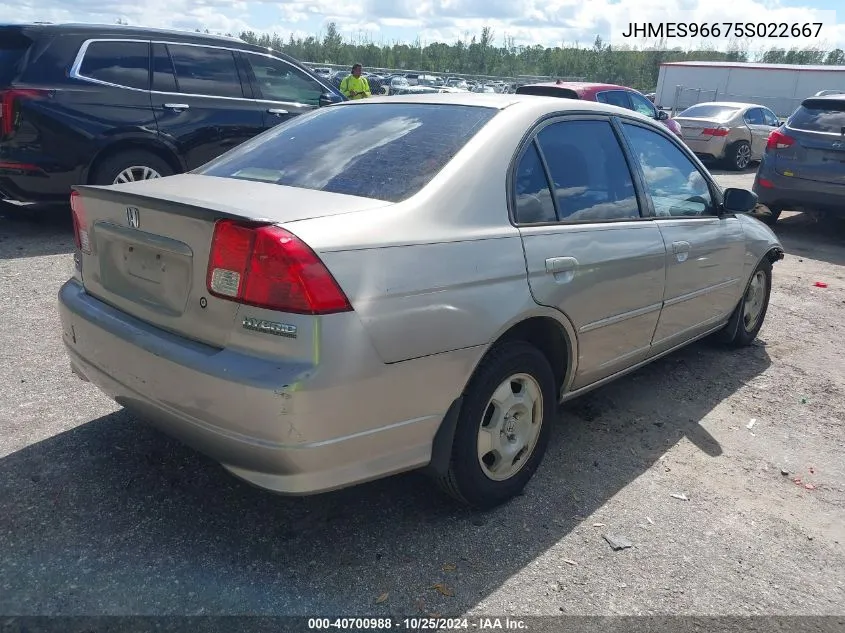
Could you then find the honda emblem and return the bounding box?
[126,206,140,228]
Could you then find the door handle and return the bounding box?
[545,256,578,274]
[164,103,190,111]
[267,108,289,116]
[672,241,691,262]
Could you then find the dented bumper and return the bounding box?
[57,279,475,494]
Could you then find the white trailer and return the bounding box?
[655,61,845,117]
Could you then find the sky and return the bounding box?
[2,0,844,53]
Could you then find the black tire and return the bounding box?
[437,341,556,510]
[91,149,175,186]
[725,141,752,171]
[715,258,773,347]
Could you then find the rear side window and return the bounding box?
[533,119,641,222]
[78,41,151,90]
[789,99,845,134]
[197,103,498,202]
[0,31,33,84]
[513,142,557,224]
[166,44,244,98]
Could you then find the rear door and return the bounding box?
[150,42,265,169]
[618,120,746,351]
[778,98,845,185]
[238,52,322,129]
[514,115,667,390]
[743,107,771,158]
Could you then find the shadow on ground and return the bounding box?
[0,337,772,616]
[0,203,74,260]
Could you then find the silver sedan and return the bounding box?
[58,93,783,509]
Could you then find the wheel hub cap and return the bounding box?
[477,373,544,482]
[743,271,765,330]
[114,166,163,184]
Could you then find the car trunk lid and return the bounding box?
[673,116,732,141]
[72,174,390,349]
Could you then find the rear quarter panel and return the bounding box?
[284,101,576,365]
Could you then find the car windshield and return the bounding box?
[788,99,845,134]
[197,103,498,203]
[678,104,740,120]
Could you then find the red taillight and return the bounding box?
[702,127,730,137]
[766,129,795,151]
[757,178,775,189]
[0,89,47,137]
[70,190,91,253]
[206,219,352,315]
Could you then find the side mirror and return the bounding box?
[657,110,669,121]
[319,92,340,107]
[723,188,758,214]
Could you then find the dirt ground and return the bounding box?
[0,169,843,619]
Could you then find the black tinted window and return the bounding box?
[745,108,764,125]
[197,103,497,202]
[629,91,656,117]
[596,90,631,109]
[167,45,243,98]
[535,120,640,222]
[152,43,177,93]
[79,41,150,90]
[516,85,579,99]
[245,54,322,105]
[622,123,714,217]
[0,32,32,84]
[789,99,845,134]
[513,142,557,224]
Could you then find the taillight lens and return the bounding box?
[702,127,730,137]
[206,219,352,315]
[70,190,91,254]
[0,89,47,137]
[767,129,795,151]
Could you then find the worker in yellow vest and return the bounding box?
[340,64,372,100]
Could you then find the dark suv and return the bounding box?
[0,23,343,207]
[753,95,845,223]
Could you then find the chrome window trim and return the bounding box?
[68,38,326,108]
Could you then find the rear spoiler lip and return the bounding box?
[71,184,279,224]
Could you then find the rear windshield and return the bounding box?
[197,103,498,202]
[0,32,33,84]
[678,104,740,120]
[515,86,579,99]
[788,99,845,134]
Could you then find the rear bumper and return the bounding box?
[58,279,480,495]
[753,165,845,216]
[683,137,728,160]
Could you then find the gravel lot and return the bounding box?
[1,169,843,620]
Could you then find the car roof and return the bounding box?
[680,101,759,110]
[520,81,631,93]
[0,22,294,58]
[334,92,665,124]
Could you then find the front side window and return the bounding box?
[762,109,780,127]
[622,123,715,217]
[534,119,640,222]
[79,41,150,90]
[245,54,323,106]
[744,108,765,125]
[166,44,244,98]
[197,103,498,202]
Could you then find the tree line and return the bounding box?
[209,22,845,92]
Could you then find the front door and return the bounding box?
[238,52,322,130]
[150,42,265,170]
[618,121,747,353]
[514,116,667,391]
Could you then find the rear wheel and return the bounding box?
[91,150,175,186]
[437,341,555,509]
[715,258,772,347]
[726,141,752,171]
